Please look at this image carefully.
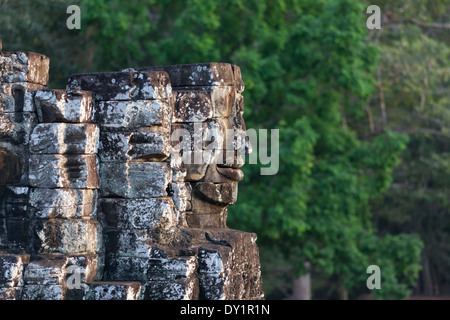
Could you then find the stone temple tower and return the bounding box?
[0,40,264,300]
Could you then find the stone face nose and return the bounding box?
[0,42,264,300]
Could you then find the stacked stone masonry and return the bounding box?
[0,40,263,300]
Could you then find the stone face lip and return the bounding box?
[138,63,235,87]
[99,162,171,198]
[29,154,99,189]
[98,131,171,162]
[34,89,94,123]
[66,71,172,101]
[28,188,97,219]
[30,123,99,155]
[93,100,170,129]
[0,52,50,85]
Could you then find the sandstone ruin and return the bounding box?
[0,40,264,300]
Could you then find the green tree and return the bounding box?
[362,0,450,297]
[0,0,427,299]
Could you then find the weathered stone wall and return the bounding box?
[0,41,263,300]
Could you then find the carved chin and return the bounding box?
[193,181,238,206]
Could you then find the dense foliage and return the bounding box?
[2,0,446,299]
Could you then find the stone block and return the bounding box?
[98,130,170,162]
[28,188,97,219]
[193,181,238,206]
[210,85,235,118]
[29,154,99,189]
[0,186,28,218]
[29,123,99,155]
[23,254,99,285]
[98,198,175,230]
[231,64,245,93]
[0,287,22,300]
[197,245,232,274]
[198,272,226,300]
[67,71,172,101]
[173,90,213,122]
[143,277,199,300]
[0,252,29,287]
[104,229,156,258]
[185,213,227,229]
[103,255,149,282]
[63,283,90,300]
[242,269,264,299]
[93,100,170,128]
[171,167,187,182]
[23,255,67,285]
[234,92,244,114]
[146,256,197,281]
[205,229,261,273]
[0,51,49,85]
[171,122,210,151]
[34,89,94,123]
[85,282,141,300]
[99,162,170,198]
[0,112,37,145]
[190,195,227,215]
[171,182,192,212]
[65,254,100,284]
[139,63,234,87]
[0,218,29,247]
[21,284,63,300]
[0,82,45,113]
[31,219,102,255]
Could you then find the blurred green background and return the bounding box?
[1,0,448,299]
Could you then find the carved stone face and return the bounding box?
[191,98,249,190]
[150,63,251,229]
[182,96,251,228]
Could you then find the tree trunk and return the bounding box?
[422,257,434,296]
[290,262,311,300]
[337,276,349,300]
